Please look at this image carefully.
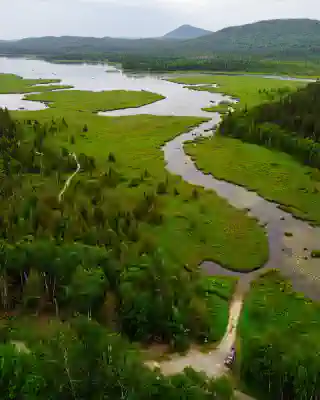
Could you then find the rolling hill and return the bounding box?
[163,25,212,39]
[182,18,320,57]
[0,19,319,59]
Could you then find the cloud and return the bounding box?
[0,0,319,39]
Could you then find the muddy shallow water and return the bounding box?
[1,57,319,300]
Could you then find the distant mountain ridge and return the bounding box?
[182,18,320,56]
[0,19,319,59]
[163,25,212,39]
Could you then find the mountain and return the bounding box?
[163,25,212,39]
[181,19,320,57]
[0,19,319,60]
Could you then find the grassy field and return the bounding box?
[168,75,305,109]
[240,270,320,341]
[185,135,320,224]
[25,90,165,113]
[13,95,268,271]
[238,270,320,399]
[202,276,238,301]
[0,73,73,93]
[202,102,231,114]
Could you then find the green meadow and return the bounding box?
[25,89,165,112]
[185,135,320,224]
[0,73,73,93]
[168,74,305,109]
[238,271,320,399]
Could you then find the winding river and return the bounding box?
[1,56,319,382]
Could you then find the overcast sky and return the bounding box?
[1,0,319,39]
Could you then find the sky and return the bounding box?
[1,0,319,39]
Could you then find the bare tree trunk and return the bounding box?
[0,274,9,310]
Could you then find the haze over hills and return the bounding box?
[163,25,212,39]
[182,18,320,57]
[0,19,319,59]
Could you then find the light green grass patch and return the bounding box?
[185,135,320,224]
[203,276,238,301]
[202,102,231,114]
[0,73,67,94]
[25,90,165,113]
[311,250,320,258]
[30,84,74,92]
[169,75,305,109]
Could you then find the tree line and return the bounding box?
[219,81,320,168]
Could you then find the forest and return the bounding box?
[0,107,236,398]
[1,62,320,398]
[0,316,233,399]
[0,108,230,347]
[120,55,320,75]
[219,81,320,168]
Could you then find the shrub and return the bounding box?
[156,181,167,195]
[311,250,320,258]
[192,188,200,199]
[108,152,116,163]
[173,187,180,196]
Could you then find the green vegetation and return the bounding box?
[202,276,238,301]
[0,80,267,358]
[122,56,320,77]
[202,102,231,114]
[169,74,304,109]
[185,135,320,224]
[0,73,72,94]
[239,271,320,399]
[13,105,268,272]
[0,316,234,399]
[311,250,320,258]
[220,81,320,169]
[25,90,165,113]
[0,238,229,349]
[0,103,241,386]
